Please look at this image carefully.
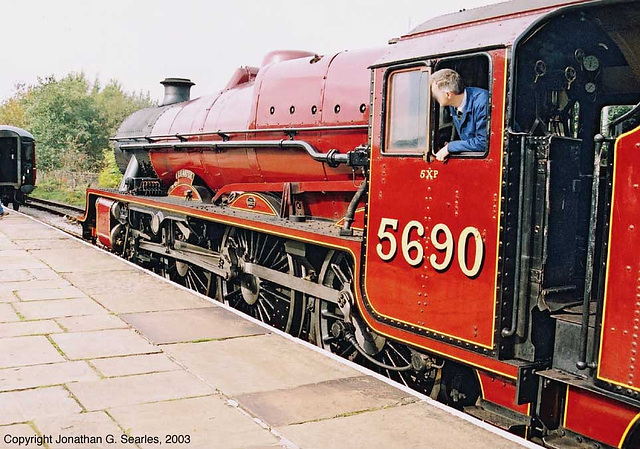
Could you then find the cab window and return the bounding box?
[432,54,491,157]
[384,67,430,155]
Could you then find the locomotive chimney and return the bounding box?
[160,78,195,106]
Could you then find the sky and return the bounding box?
[1,0,505,103]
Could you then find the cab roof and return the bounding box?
[407,0,589,37]
[372,0,595,67]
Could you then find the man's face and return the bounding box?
[431,83,453,106]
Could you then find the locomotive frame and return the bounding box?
[79,1,640,447]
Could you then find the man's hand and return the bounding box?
[435,145,450,162]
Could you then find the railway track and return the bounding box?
[24,197,85,220]
[20,197,84,237]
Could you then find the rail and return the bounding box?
[24,197,85,220]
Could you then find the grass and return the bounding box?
[30,176,89,207]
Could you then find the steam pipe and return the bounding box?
[109,125,368,142]
[118,139,351,166]
[340,179,368,236]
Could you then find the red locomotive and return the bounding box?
[80,0,640,447]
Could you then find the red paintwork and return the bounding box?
[95,197,115,249]
[144,48,384,223]
[598,125,640,393]
[335,208,366,231]
[167,183,202,201]
[478,371,530,415]
[212,180,359,202]
[362,49,507,349]
[82,188,362,256]
[564,385,640,448]
[229,193,277,216]
[167,171,202,201]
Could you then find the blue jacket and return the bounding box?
[448,87,489,153]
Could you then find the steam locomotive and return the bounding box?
[79,0,640,447]
[0,125,35,211]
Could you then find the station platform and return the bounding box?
[0,211,538,449]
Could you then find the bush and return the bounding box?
[98,149,123,188]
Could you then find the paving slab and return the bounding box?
[0,361,99,392]
[0,252,50,270]
[278,401,524,449]
[0,304,20,323]
[0,423,40,447]
[0,291,17,303]
[0,320,63,338]
[28,267,65,280]
[50,329,159,360]
[67,370,215,411]
[3,278,73,293]
[15,238,77,250]
[13,297,107,320]
[30,248,133,273]
[121,307,267,345]
[14,286,88,301]
[90,353,180,377]
[236,375,417,427]
[108,395,280,449]
[0,220,69,240]
[0,386,82,426]
[55,314,129,332]
[0,269,34,282]
[63,271,212,313]
[0,335,65,368]
[34,411,130,449]
[163,334,361,396]
[0,239,20,251]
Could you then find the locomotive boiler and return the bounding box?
[0,125,35,211]
[80,0,640,447]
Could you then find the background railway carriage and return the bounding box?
[0,125,35,211]
[79,0,640,447]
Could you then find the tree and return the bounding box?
[22,73,109,171]
[0,73,154,172]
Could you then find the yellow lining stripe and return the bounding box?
[563,385,570,428]
[619,411,640,448]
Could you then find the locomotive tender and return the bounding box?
[0,125,35,211]
[80,0,640,447]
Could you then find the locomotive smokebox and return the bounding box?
[160,78,195,106]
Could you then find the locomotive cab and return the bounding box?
[0,125,36,210]
[504,2,640,445]
[508,0,640,368]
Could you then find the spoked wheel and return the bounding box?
[159,256,216,298]
[312,250,436,395]
[219,227,305,336]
